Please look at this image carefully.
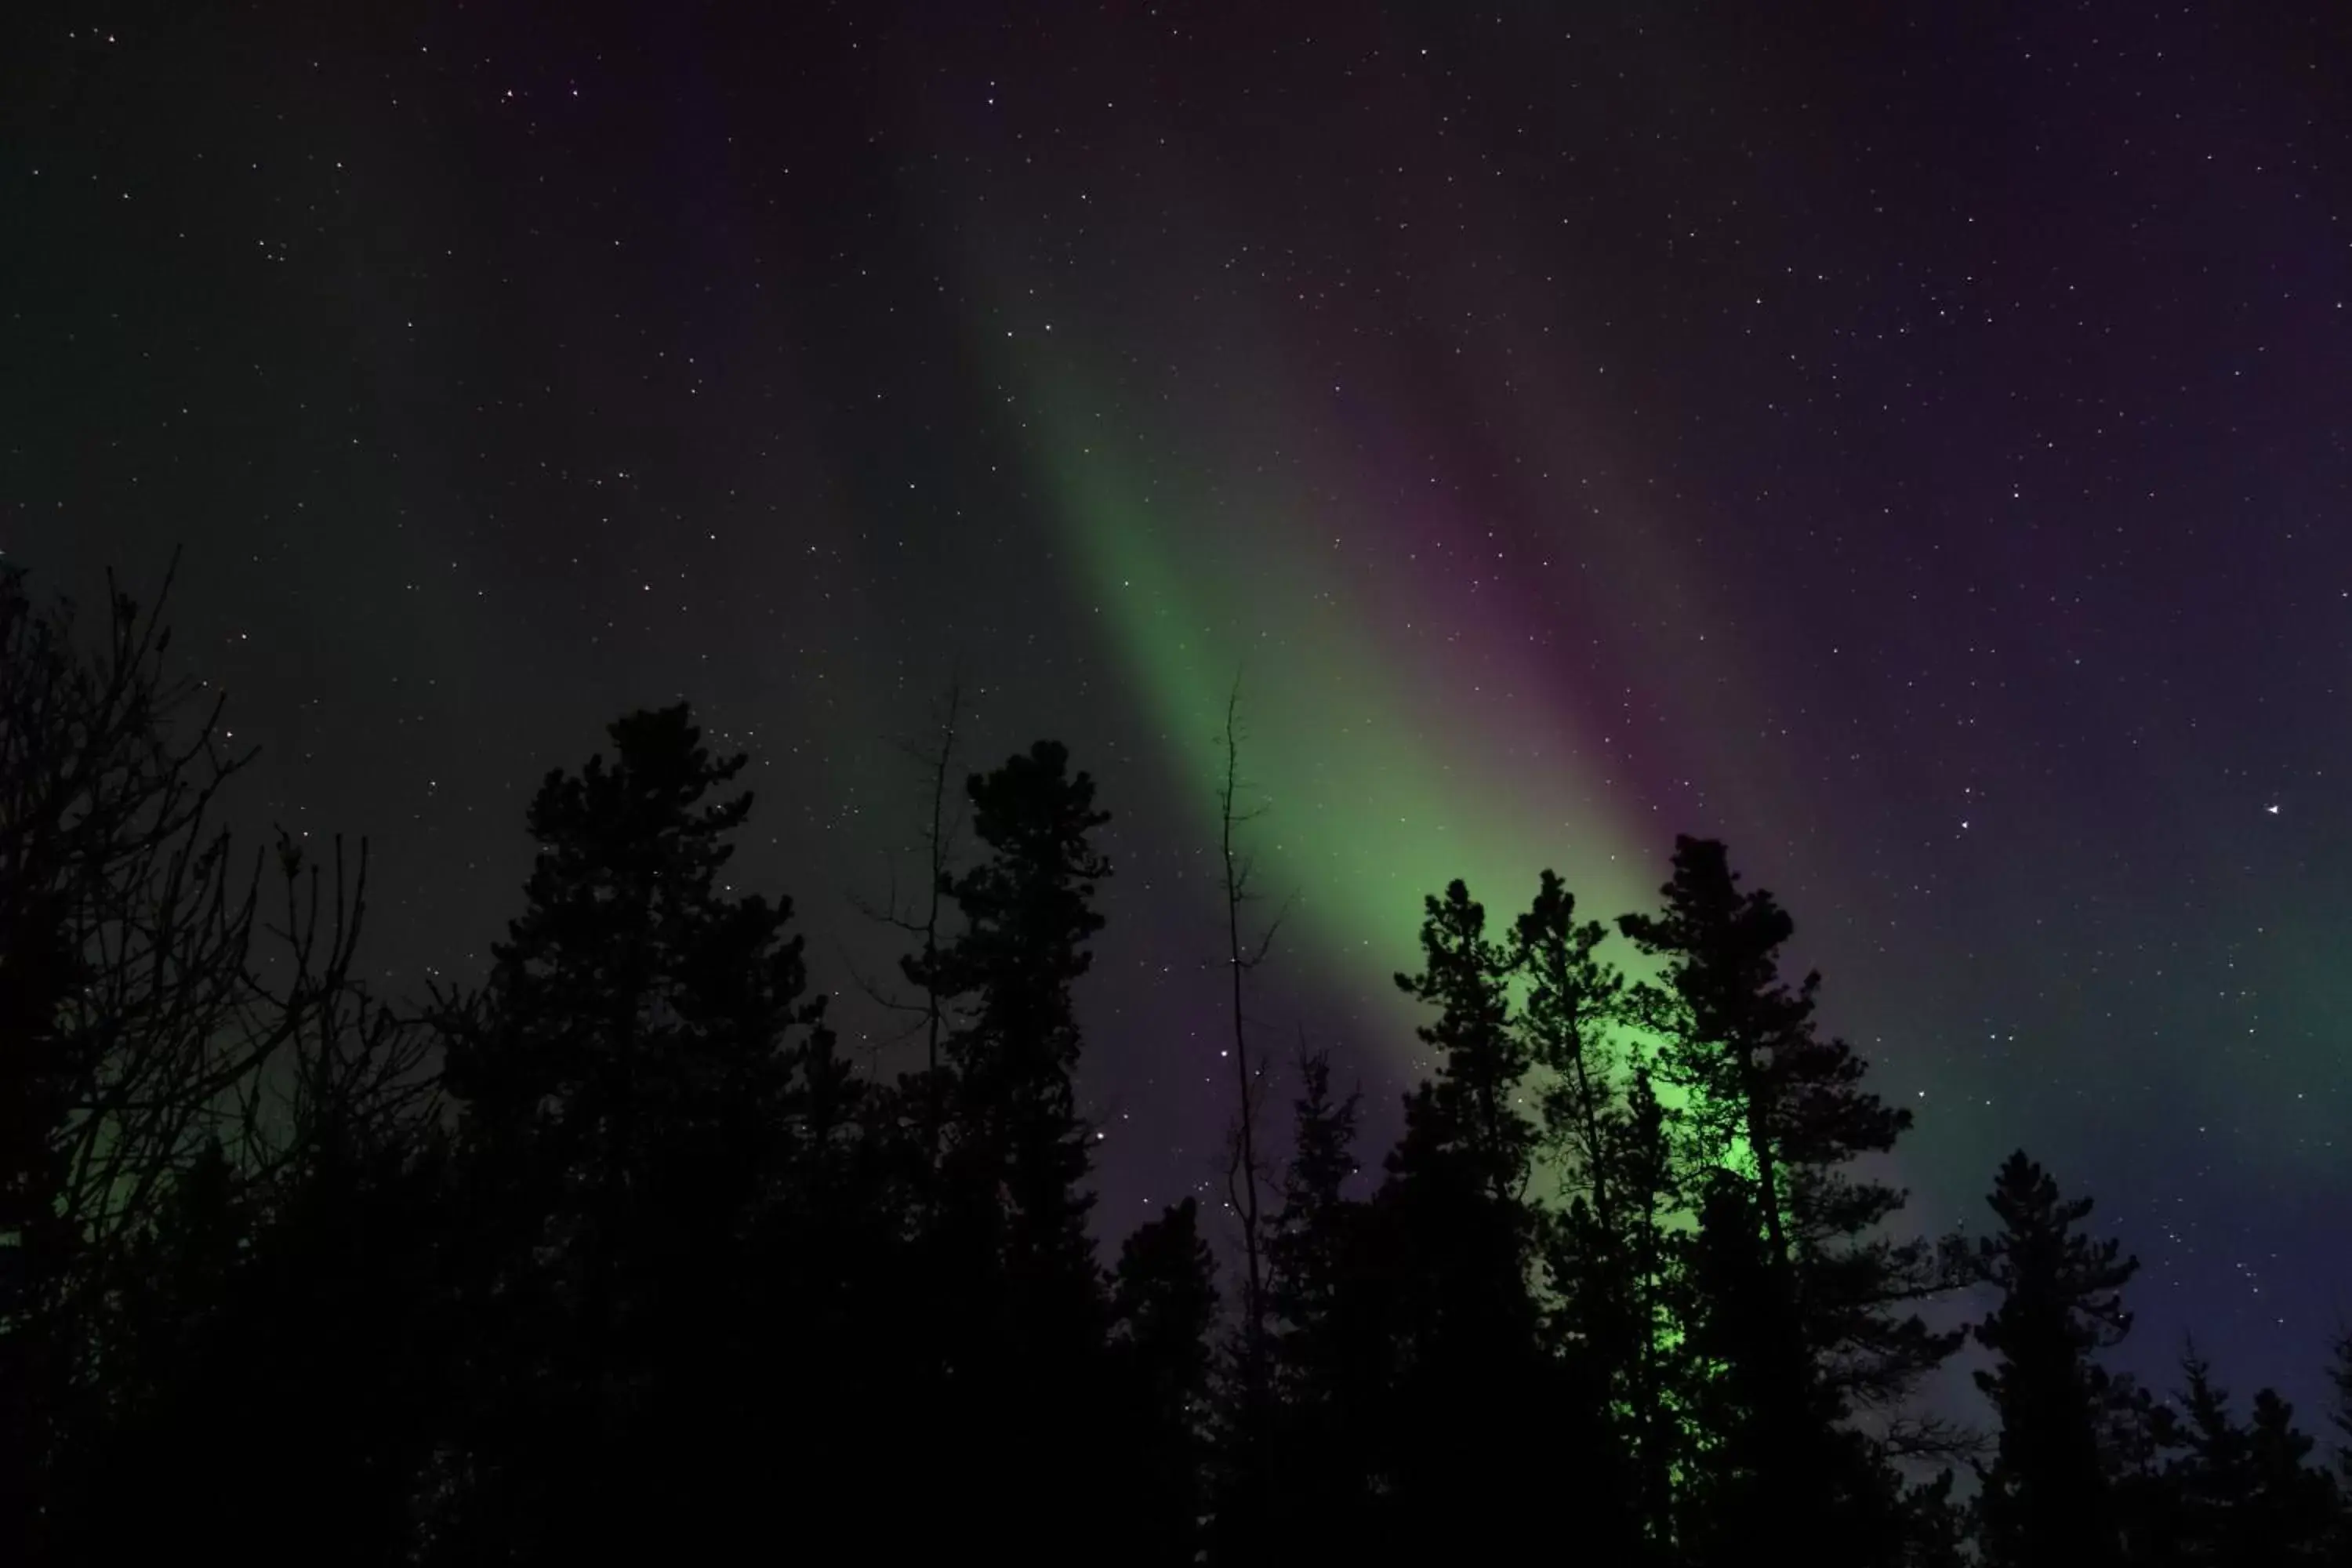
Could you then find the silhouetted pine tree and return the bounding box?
[1211,1045,1371,1562]
[2245,1389,2342,1565]
[1969,1150,2139,1568]
[1393,880,1532,1203]
[929,741,1111,1314]
[1109,1196,1221,1564]
[31,623,2349,1568]
[2085,1370,2180,1566]
[1617,836,1958,1567]
[2332,1333,2352,1479]
[2156,1348,2338,1567]
[913,739,1116,1546]
[430,704,829,1558]
[2328,1333,2352,1564]
[1514,869,1679,1556]
[1265,1048,1363,1406]
[1348,879,1624,1558]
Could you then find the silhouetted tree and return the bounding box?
[914,739,1116,1544]
[1265,1047,1363,1401]
[431,704,829,1558]
[1900,1468,1973,1568]
[1348,878,1624,1558]
[1110,1196,1221,1564]
[2156,1348,2337,1568]
[2328,1331,2352,1564]
[2089,1371,2182,1566]
[866,681,964,1149]
[1214,681,1281,1424]
[1513,873,1624,1213]
[1515,868,1678,1555]
[27,592,2342,1568]
[1,564,421,1563]
[56,1124,454,1564]
[1211,1043,1371,1560]
[1618,836,1958,1566]
[1969,1150,2139,1568]
[1393,879,1534,1202]
[929,741,1111,1304]
[0,562,259,1560]
[2243,1388,2341,1565]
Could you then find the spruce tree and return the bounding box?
[2327,1332,2352,1563]
[1393,880,1531,1202]
[1218,1047,1371,1562]
[1969,1151,2138,1568]
[2332,1332,2352,1481]
[2244,1388,2341,1564]
[1359,878,1620,1558]
[1514,869,1677,1553]
[434,704,826,1557]
[915,739,1116,1547]
[2159,1350,2338,1568]
[1109,1197,1220,1565]
[1617,835,1958,1565]
[928,740,1112,1317]
[2099,1372,2186,1567]
[1265,1048,1363,1403]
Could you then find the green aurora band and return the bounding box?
[991,332,1661,1036]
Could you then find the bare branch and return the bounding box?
[1215,671,1284,1411]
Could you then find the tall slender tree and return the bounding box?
[433,704,827,1557]
[1618,836,1958,1565]
[1392,879,1532,1203]
[1109,1196,1221,1565]
[916,739,1116,1544]
[1214,680,1280,1415]
[1362,878,1626,1557]
[1265,1045,1363,1403]
[2325,1330,2352,1564]
[2327,1330,2352,1490]
[877,681,964,1148]
[1969,1151,2139,1568]
[928,739,1112,1330]
[2241,1388,2341,1566]
[1514,869,1677,1554]
[1216,1042,1371,1562]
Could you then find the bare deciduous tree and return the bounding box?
[848,682,966,1146]
[0,561,422,1555]
[1215,677,1288,1405]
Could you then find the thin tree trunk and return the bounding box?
[917,684,960,1149]
[1218,681,1269,1393]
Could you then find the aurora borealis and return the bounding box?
[9,0,2350,1418]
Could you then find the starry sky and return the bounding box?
[6,2,2349,1410]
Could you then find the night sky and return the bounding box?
[7,3,2349,1411]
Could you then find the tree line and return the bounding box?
[4,561,2349,1566]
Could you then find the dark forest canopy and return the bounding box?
[5,564,2350,1566]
